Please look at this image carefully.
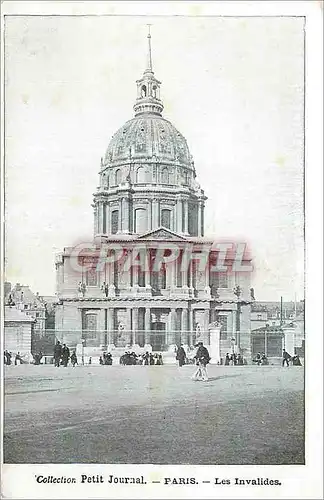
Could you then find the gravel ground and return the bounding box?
[4,364,304,464]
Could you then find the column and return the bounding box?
[204,263,211,296]
[170,308,177,345]
[197,201,202,237]
[183,200,189,234]
[152,199,159,229]
[106,203,111,235]
[189,309,194,347]
[124,250,132,289]
[107,307,114,347]
[203,309,210,344]
[118,198,122,233]
[126,308,132,345]
[99,309,106,348]
[181,308,188,344]
[93,205,98,236]
[201,204,205,237]
[98,201,103,233]
[102,203,107,234]
[166,259,175,290]
[148,200,152,230]
[144,308,151,344]
[176,197,183,233]
[122,197,130,234]
[132,308,139,346]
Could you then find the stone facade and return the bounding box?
[55,32,253,361]
[4,306,35,360]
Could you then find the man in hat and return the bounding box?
[191,342,210,381]
[176,344,186,367]
[54,341,62,367]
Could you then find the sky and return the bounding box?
[4,15,305,301]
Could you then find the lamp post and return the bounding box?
[233,285,242,352]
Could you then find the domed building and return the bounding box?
[55,31,253,362]
[93,33,205,239]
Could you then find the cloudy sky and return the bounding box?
[4,14,304,300]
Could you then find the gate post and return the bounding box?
[208,322,221,364]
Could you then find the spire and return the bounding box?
[145,24,153,73]
[133,26,164,116]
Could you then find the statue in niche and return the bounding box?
[117,321,125,340]
[78,282,86,297]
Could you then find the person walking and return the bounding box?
[176,344,186,367]
[70,351,78,367]
[61,344,70,367]
[54,341,62,367]
[282,349,291,367]
[191,342,210,381]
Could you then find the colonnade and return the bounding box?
[92,306,212,349]
[94,195,205,237]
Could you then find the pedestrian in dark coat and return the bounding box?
[54,341,62,367]
[70,351,77,367]
[176,345,186,367]
[191,342,210,381]
[225,353,230,366]
[61,344,70,367]
[282,349,291,367]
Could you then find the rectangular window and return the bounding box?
[85,267,97,286]
[188,204,198,236]
[161,209,171,229]
[111,210,119,234]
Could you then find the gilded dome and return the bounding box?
[104,115,192,169]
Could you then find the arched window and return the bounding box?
[115,169,121,185]
[161,167,169,184]
[141,85,147,97]
[161,209,171,229]
[152,85,157,98]
[102,173,109,188]
[135,208,147,233]
[136,166,145,184]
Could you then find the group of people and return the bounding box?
[252,352,269,366]
[119,351,164,365]
[4,350,24,365]
[99,352,113,365]
[53,341,78,367]
[282,349,302,367]
[225,352,245,366]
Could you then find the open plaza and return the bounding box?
[4,363,304,465]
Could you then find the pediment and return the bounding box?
[136,227,188,241]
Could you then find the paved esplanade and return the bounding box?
[4,365,304,464]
